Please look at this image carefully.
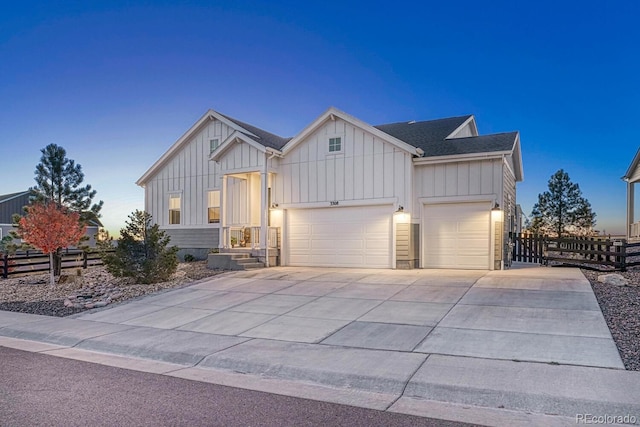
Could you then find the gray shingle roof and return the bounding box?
[420,132,518,157]
[374,116,471,149]
[219,111,517,157]
[375,116,517,157]
[220,113,291,150]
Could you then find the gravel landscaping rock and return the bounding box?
[0,262,223,318]
[582,268,640,371]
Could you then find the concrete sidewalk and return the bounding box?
[0,266,638,426]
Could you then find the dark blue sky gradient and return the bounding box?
[1,1,638,234]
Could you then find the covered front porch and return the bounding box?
[218,171,281,265]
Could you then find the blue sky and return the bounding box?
[1,1,638,235]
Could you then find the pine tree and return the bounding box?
[101,210,179,284]
[26,143,104,275]
[529,169,596,237]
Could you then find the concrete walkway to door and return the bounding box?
[0,265,638,425]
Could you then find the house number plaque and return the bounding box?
[330,201,339,206]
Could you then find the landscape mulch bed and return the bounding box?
[582,269,640,371]
[0,261,223,317]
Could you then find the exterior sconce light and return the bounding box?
[396,206,404,213]
[491,202,503,221]
[270,203,279,209]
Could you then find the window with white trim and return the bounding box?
[169,194,181,224]
[209,138,220,154]
[207,190,220,224]
[328,136,342,153]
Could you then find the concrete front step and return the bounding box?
[207,253,265,270]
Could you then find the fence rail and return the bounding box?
[1,249,111,279]
[510,233,640,271]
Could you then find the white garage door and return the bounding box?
[286,205,392,268]
[423,202,490,269]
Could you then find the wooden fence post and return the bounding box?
[617,240,627,271]
[2,254,7,279]
[83,251,88,269]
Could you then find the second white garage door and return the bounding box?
[286,205,392,268]
[423,202,491,269]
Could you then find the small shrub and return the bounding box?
[101,210,179,284]
[183,254,196,262]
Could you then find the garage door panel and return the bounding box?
[287,205,392,268]
[289,225,311,235]
[424,202,490,270]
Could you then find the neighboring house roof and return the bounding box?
[0,191,30,224]
[0,191,29,204]
[374,116,472,149]
[0,190,103,227]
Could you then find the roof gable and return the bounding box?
[623,147,640,182]
[210,130,281,162]
[281,107,420,156]
[219,113,291,150]
[137,110,287,186]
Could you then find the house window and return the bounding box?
[209,138,220,153]
[169,194,181,224]
[208,190,220,223]
[328,137,342,153]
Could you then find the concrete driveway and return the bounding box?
[0,265,638,425]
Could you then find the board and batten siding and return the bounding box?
[144,119,233,227]
[273,118,413,208]
[414,159,503,218]
[217,141,265,172]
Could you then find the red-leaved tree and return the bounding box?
[17,203,86,286]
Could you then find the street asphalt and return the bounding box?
[0,264,639,426]
[0,346,468,427]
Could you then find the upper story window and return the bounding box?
[210,138,220,154]
[328,136,342,153]
[207,190,220,224]
[169,194,181,224]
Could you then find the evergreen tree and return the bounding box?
[30,143,103,222]
[24,143,103,274]
[101,210,178,284]
[529,169,596,237]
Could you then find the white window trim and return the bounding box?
[168,192,182,226]
[209,137,222,154]
[326,133,345,155]
[207,189,221,225]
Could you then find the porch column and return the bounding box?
[261,153,269,266]
[628,181,635,239]
[220,175,228,248]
